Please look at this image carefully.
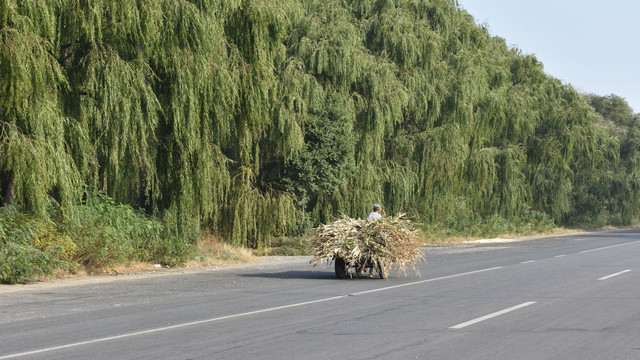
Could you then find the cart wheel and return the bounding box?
[378,262,388,279]
[335,257,348,279]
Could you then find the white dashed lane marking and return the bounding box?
[598,270,631,281]
[450,302,537,329]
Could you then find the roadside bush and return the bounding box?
[0,208,68,284]
[1,194,197,281]
[33,224,77,262]
[478,214,517,237]
[135,230,194,267]
[67,200,136,270]
[65,194,194,271]
[0,242,64,284]
[0,195,195,282]
[267,233,313,256]
[519,210,555,233]
[430,209,555,240]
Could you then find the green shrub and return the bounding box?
[519,210,555,233]
[33,224,77,262]
[65,194,193,270]
[0,242,64,284]
[428,209,555,240]
[1,194,196,280]
[478,215,516,237]
[267,234,312,256]
[0,208,67,284]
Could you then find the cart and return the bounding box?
[333,256,388,279]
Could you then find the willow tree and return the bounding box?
[583,94,639,225]
[0,1,81,216]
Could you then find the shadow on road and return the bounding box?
[239,270,335,280]
[239,270,387,281]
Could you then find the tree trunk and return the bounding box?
[1,171,14,208]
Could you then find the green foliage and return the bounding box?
[0,207,67,284]
[227,169,297,253]
[585,94,635,127]
[437,208,555,239]
[0,194,194,283]
[273,94,356,208]
[583,94,640,226]
[0,242,61,284]
[66,194,193,269]
[267,233,312,256]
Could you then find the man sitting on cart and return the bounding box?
[368,203,382,220]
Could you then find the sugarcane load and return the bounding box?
[310,206,425,279]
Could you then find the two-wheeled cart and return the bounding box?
[333,256,387,279]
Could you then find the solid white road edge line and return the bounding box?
[0,266,504,359]
[598,269,631,281]
[450,301,537,329]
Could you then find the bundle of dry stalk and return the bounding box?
[310,214,425,278]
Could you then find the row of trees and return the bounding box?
[1,0,638,253]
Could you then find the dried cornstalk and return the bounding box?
[310,214,424,277]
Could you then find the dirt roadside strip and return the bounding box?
[0,229,600,294]
[0,256,314,294]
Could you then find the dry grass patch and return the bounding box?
[185,232,258,267]
[34,233,259,282]
[423,226,586,245]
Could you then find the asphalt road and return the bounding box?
[1,229,639,359]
